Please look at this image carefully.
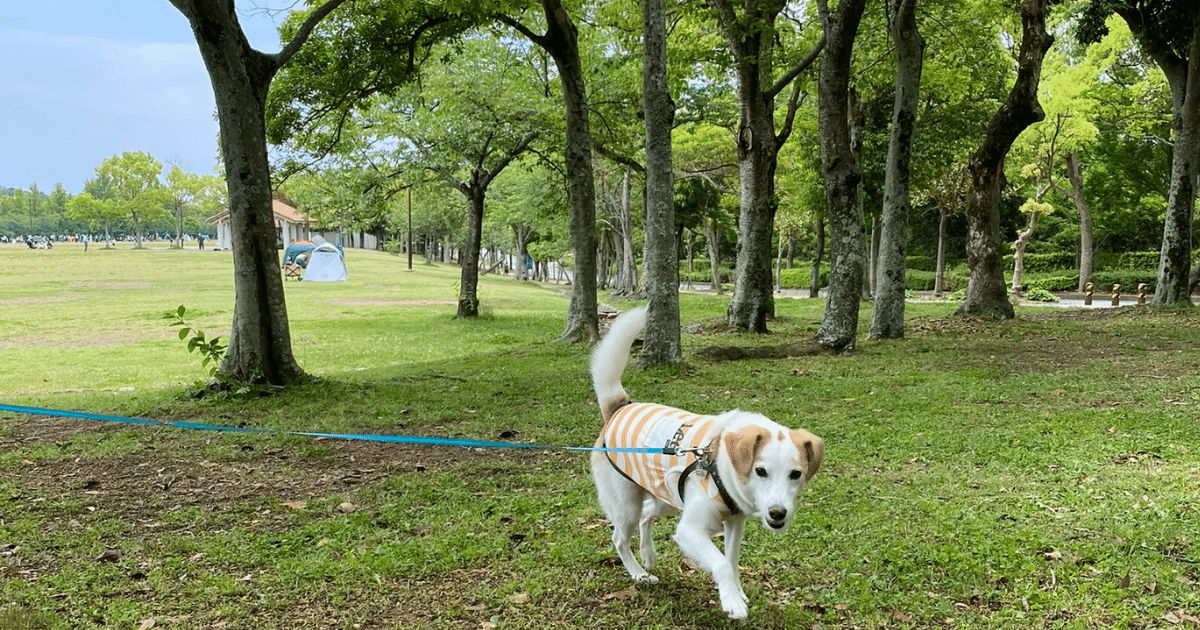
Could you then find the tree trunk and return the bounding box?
[815,0,868,352]
[725,78,781,332]
[705,215,724,295]
[1010,211,1039,296]
[639,0,682,366]
[934,206,948,295]
[172,0,316,386]
[810,210,825,298]
[615,169,638,294]
[512,223,531,280]
[543,1,599,340]
[870,0,923,340]
[956,0,1053,319]
[1150,17,1199,306]
[132,211,144,249]
[1064,152,1094,293]
[458,178,485,318]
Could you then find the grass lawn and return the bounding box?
[1,242,1199,629]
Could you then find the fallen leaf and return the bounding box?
[316,538,333,547]
[281,501,306,510]
[480,622,496,630]
[137,619,156,630]
[337,502,357,513]
[1043,550,1063,561]
[604,587,638,601]
[509,592,530,604]
[94,548,121,563]
[834,604,849,611]
[1117,571,1130,589]
[464,604,487,612]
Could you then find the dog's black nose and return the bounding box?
[768,507,787,521]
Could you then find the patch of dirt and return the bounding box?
[67,281,153,290]
[327,299,458,306]
[0,296,74,306]
[0,413,568,528]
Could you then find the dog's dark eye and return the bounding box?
[755,467,768,478]
[789,470,803,481]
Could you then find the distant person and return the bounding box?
[198,233,206,250]
[82,234,88,252]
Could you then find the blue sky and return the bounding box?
[1,1,283,194]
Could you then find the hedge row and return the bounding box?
[1023,271,1157,293]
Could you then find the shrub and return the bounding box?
[1116,251,1159,270]
[906,255,937,272]
[1026,275,1078,292]
[1090,270,1156,294]
[1023,287,1059,302]
[904,269,963,292]
[779,267,825,289]
[1003,252,1076,274]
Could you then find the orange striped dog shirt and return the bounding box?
[602,402,739,515]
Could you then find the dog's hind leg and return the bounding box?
[638,498,673,571]
[592,455,659,584]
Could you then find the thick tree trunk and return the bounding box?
[956,0,1053,319]
[639,0,682,366]
[710,0,780,333]
[1064,152,1094,293]
[815,0,868,352]
[174,0,305,386]
[726,78,781,332]
[1150,17,1199,306]
[870,0,923,340]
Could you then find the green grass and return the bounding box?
[1,242,1199,629]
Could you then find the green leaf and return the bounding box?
[178,328,191,341]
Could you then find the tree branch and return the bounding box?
[273,0,355,69]
[766,34,826,100]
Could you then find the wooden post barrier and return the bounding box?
[1111,284,1121,307]
[1084,282,1093,306]
[1137,283,1148,306]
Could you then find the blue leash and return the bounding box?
[0,403,661,454]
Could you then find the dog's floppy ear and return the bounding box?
[791,429,824,480]
[724,426,770,482]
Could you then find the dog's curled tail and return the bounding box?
[591,305,648,407]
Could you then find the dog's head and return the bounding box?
[723,422,824,531]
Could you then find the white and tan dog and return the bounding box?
[590,306,824,619]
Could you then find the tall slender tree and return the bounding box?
[814,0,868,351]
[1079,1,1199,306]
[870,0,924,340]
[499,0,600,341]
[707,0,824,332]
[956,0,1054,319]
[638,0,682,366]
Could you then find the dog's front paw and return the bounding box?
[633,573,660,585]
[720,592,748,620]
